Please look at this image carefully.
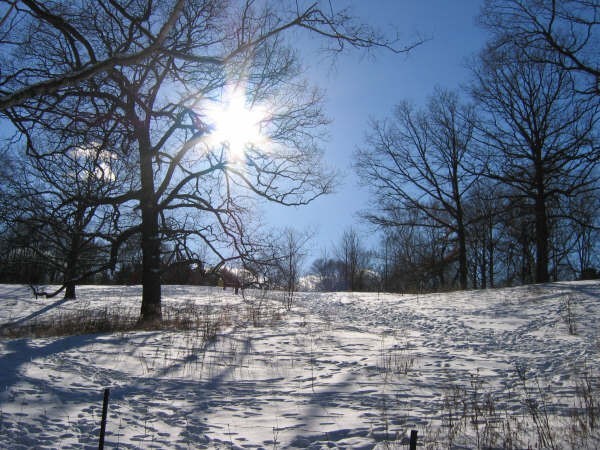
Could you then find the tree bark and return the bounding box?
[534,166,550,283]
[454,180,468,290]
[457,221,468,290]
[138,146,162,323]
[64,282,76,300]
[63,206,84,300]
[488,219,495,288]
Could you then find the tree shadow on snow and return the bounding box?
[0,331,169,413]
[0,296,69,329]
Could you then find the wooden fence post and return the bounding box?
[99,388,110,450]
[409,429,418,450]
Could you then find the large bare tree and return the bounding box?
[356,89,478,290]
[2,0,421,322]
[471,42,600,283]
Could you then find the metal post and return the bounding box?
[99,388,110,450]
[409,429,418,450]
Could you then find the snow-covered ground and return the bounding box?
[0,282,599,449]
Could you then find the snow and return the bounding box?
[1,282,599,449]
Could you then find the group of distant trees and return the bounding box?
[352,0,600,292]
[307,0,599,294]
[310,229,379,291]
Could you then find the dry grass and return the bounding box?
[0,302,228,340]
[0,293,286,341]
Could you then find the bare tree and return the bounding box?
[3,1,421,323]
[275,227,311,309]
[0,0,423,112]
[471,42,600,283]
[479,0,599,96]
[240,227,310,305]
[338,228,360,291]
[377,207,463,293]
[464,179,504,288]
[565,192,600,279]
[3,141,126,298]
[0,145,14,228]
[336,228,373,291]
[356,89,478,290]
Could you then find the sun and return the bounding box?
[202,85,270,161]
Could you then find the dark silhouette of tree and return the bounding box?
[471,42,600,283]
[356,89,478,290]
[0,0,187,111]
[2,1,422,322]
[565,192,600,279]
[336,228,372,291]
[377,213,457,293]
[2,141,125,298]
[479,0,599,97]
[464,179,504,288]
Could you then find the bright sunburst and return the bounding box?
[202,85,270,161]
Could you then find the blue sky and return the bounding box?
[261,0,491,263]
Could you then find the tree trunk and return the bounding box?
[64,282,76,300]
[454,178,468,290]
[64,211,82,300]
[488,244,494,288]
[138,147,162,324]
[520,226,531,284]
[488,217,494,288]
[457,222,468,290]
[534,199,550,283]
[534,162,550,283]
[481,251,487,289]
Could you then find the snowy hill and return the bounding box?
[0,282,599,449]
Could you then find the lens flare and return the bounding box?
[202,85,270,161]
